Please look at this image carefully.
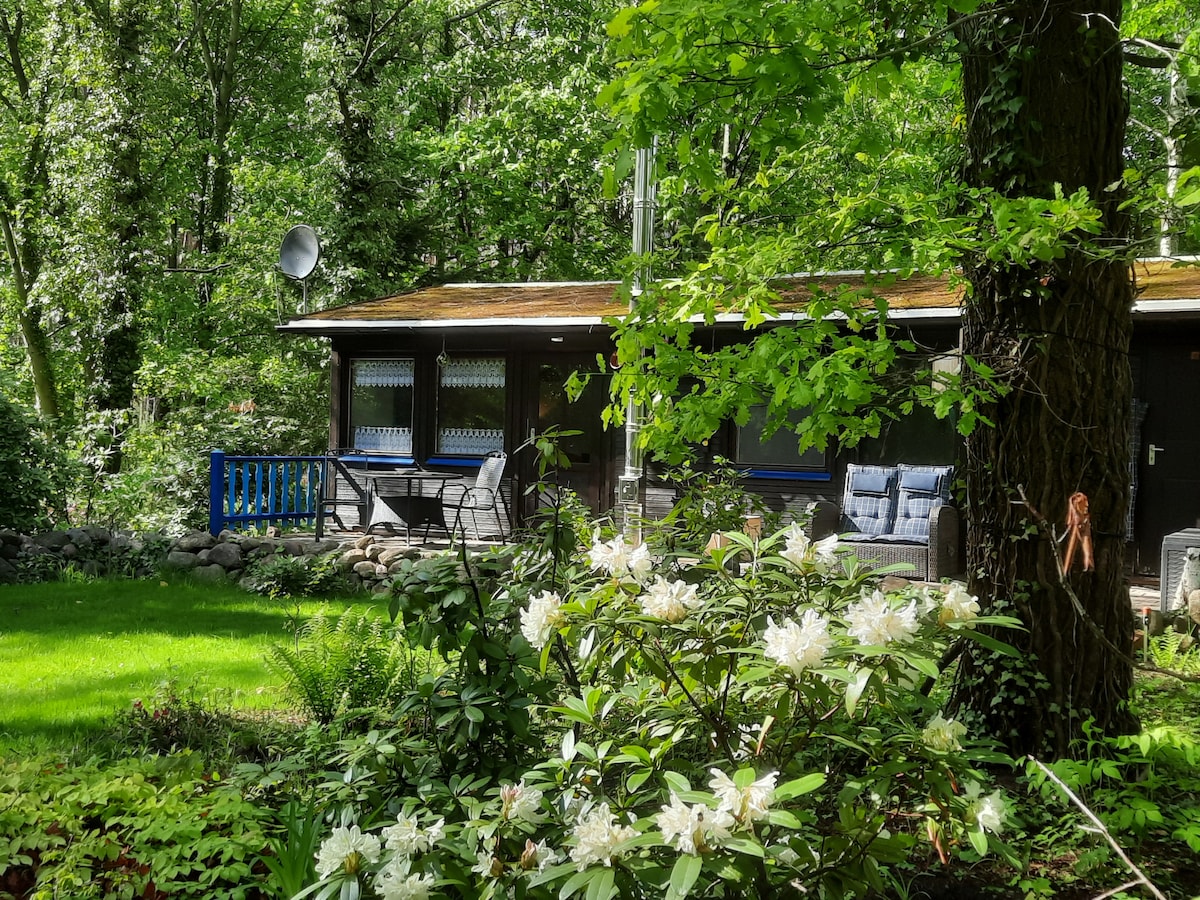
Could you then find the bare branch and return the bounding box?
[1027,758,1167,900]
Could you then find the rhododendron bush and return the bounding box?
[300,521,1022,900]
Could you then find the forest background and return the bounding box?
[0,0,1197,538]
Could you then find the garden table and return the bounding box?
[360,469,463,541]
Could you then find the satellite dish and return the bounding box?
[280,224,320,280]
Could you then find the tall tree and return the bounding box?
[0,3,61,419]
[599,0,1160,756]
[949,1,1138,756]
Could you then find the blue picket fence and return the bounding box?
[208,450,324,535]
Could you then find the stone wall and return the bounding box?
[0,527,419,592]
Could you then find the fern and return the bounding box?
[1145,629,1200,675]
[266,609,419,725]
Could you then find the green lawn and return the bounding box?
[0,579,384,737]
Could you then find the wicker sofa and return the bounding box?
[810,463,960,581]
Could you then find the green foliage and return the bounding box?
[243,551,349,601]
[0,384,69,531]
[1143,629,1200,676]
[656,457,774,550]
[1026,721,1200,874]
[0,751,270,899]
[376,548,561,772]
[297,521,1026,899]
[266,608,425,727]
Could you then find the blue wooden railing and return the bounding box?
[208,450,324,535]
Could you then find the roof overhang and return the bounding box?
[277,260,1200,336]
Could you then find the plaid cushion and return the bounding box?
[841,465,898,536]
[893,464,953,539]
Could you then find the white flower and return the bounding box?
[520,838,562,872]
[520,590,564,650]
[374,858,435,900]
[381,813,444,857]
[568,802,638,870]
[628,542,653,582]
[921,714,967,752]
[709,768,777,824]
[966,784,1008,834]
[655,792,735,855]
[844,589,920,646]
[315,824,381,879]
[639,576,701,623]
[780,524,839,572]
[763,610,833,673]
[940,583,981,626]
[500,780,546,823]
[587,533,653,582]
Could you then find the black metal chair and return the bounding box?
[434,451,510,544]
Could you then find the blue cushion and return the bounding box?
[841,465,898,536]
[899,470,941,493]
[853,472,893,495]
[893,464,953,539]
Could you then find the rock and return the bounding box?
[207,542,244,569]
[65,528,93,548]
[238,535,262,552]
[308,539,341,555]
[374,563,389,578]
[365,544,386,562]
[192,564,227,584]
[339,549,368,570]
[281,539,307,557]
[198,549,211,562]
[83,526,112,545]
[354,534,375,550]
[0,557,17,583]
[879,575,912,593]
[165,550,201,570]
[0,542,18,560]
[353,560,379,578]
[31,531,71,550]
[0,529,21,545]
[378,548,405,567]
[175,532,217,552]
[60,543,79,560]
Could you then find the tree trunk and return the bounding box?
[951,0,1138,758]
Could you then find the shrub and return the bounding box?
[0,384,68,531]
[296,521,1024,899]
[243,551,348,600]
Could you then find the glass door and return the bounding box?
[521,357,613,517]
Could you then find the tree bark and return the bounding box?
[952,0,1138,758]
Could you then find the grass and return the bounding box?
[0,578,385,739]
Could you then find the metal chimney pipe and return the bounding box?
[618,142,656,537]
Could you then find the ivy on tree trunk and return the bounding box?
[952,0,1139,757]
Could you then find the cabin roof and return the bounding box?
[279,259,1200,334]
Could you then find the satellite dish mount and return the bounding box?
[279,224,320,309]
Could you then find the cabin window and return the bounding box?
[436,357,506,455]
[735,405,828,470]
[348,359,415,453]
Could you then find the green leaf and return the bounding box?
[665,853,703,899]
[774,773,825,801]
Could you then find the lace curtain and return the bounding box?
[437,428,504,455]
[439,358,505,388]
[354,426,413,453]
[355,359,415,387]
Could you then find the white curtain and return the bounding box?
[440,358,505,388]
[355,359,415,387]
